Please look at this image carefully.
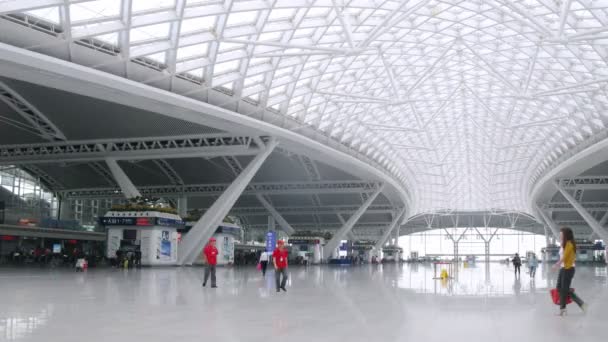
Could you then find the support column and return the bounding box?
[58,198,72,221]
[105,158,141,199]
[337,214,356,242]
[444,227,468,262]
[178,139,278,265]
[543,224,551,247]
[555,182,608,242]
[267,215,275,232]
[535,205,561,239]
[177,196,188,218]
[374,207,407,251]
[256,194,295,235]
[473,227,499,263]
[323,185,385,259]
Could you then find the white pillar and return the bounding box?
[543,224,551,246]
[535,205,561,240]
[323,185,385,259]
[555,182,608,241]
[59,198,72,220]
[178,139,278,265]
[374,207,407,250]
[105,158,141,199]
[312,243,321,264]
[257,194,295,235]
[177,196,188,218]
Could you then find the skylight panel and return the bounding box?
[186,0,216,5]
[268,8,296,21]
[269,85,286,98]
[226,10,259,27]
[180,16,217,34]
[247,93,260,102]
[214,60,240,74]
[145,52,167,64]
[177,43,209,60]
[218,42,244,52]
[249,57,270,66]
[94,32,118,45]
[132,0,176,13]
[130,22,171,43]
[186,68,204,79]
[258,31,283,42]
[293,27,316,38]
[70,0,121,22]
[25,7,60,24]
[306,7,330,17]
[244,74,264,87]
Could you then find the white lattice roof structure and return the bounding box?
[2,0,608,216]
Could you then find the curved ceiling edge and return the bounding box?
[0,41,412,210]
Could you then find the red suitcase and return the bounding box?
[550,288,574,305]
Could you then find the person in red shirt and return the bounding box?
[273,240,289,292]
[202,237,218,288]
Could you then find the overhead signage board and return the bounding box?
[100,217,184,228]
[288,238,321,245]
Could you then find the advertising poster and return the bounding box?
[223,236,234,262]
[266,231,276,253]
[107,231,121,258]
[160,230,171,260]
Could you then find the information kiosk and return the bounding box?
[101,210,183,266]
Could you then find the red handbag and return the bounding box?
[550,288,574,305]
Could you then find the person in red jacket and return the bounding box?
[202,237,218,288]
[273,240,289,292]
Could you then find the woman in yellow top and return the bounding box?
[552,227,587,316]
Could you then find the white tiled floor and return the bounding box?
[0,263,607,342]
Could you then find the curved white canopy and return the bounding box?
[3,0,608,215]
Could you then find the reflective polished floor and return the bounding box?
[1,263,607,342]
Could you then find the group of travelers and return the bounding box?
[202,238,289,292]
[510,252,539,279]
[203,226,588,314]
[7,246,93,267]
[112,249,141,269]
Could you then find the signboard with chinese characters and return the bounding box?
[265,231,276,253]
[100,216,183,228]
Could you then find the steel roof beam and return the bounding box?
[0,134,262,165]
[555,182,608,241]
[557,176,608,190]
[58,180,383,199]
[153,159,184,186]
[0,80,66,141]
[0,0,63,14]
[105,158,141,199]
[374,207,406,250]
[256,194,296,235]
[179,138,277,265]
[230,206,393,216]
[323,184,384,258]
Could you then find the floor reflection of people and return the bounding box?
[513,278,521,296]
[529,277,536,295]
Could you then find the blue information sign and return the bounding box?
[265,231,276,253]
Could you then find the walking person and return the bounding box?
[202,237,218,288]
[529,253,538,279]
[513,253,522,278]
[273,240,288,292]
[259,250,269,276]
[553,227,587,316]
